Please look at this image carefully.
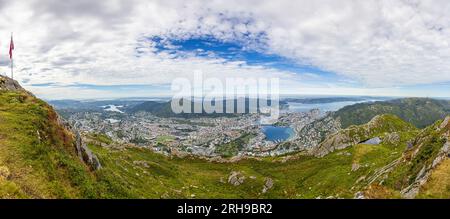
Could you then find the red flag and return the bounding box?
[9,34,14,60]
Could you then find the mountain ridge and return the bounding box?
[334,97,450,128]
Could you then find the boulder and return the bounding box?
[262,177,274,193]
[228,171,245,186]
[0,166,10,180]
[0,76,34,96]
[351,163,361,172]
[384,133,400,144]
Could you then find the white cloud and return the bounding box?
[0,0,449,99]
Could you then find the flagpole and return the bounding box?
[10,32,13,80]
[11,58,13,79]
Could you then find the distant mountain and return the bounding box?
[334,98,450,128]
[128,98,287,118]
[283,97,368,104]
[49,99,144,110]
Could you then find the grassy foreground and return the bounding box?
[1,89,449,198]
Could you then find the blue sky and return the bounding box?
[145,35,340,80]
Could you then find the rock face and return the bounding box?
[228,171,246,186]
[76,132,102,170]
[262,177,274,193]
[384,132,400,144]
[0,76,34,96]
[63,119,102,171]
[400,117,450,198]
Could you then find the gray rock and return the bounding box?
[64,119,102,170]
[0,166,10,180]
[351,163,361,172]
[228,171,245,186]
[0,76,34,96]
[262,178,274,193]
[354,191,365,199]
[384,133,400,144]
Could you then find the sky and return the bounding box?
[0,0,450,99]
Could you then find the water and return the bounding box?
[286,101,369,113]
[261,126,295,142]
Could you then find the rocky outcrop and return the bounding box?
[61,118,102,170]
[311,115,415,157]
[400,117,450,198]
[0,76,34,96]
[0,166,10,180]
[228,171,246,186]
[363,116,450,199]
[384,132,400,144]
[262,177,274,193]
[401,140,449,198]
[76,132,102,170]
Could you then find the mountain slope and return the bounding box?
[360,116,450,198]
[1,76,449,199]
[334,98,450,128]
[312,114,417,157]
[0,76,100,198]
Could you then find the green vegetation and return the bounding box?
[0,90,99,198]
[215,133,255,157]
[418,159,450,198]
[1,82,449,198]
[88,135,410,198]
[335,98,450,128]
[382,120,448,191]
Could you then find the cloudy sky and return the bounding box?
[0,0,450,99]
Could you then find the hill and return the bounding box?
[1,76,449,198]
[312,114,417,157]
[361,116,450,198]
[128,98,287,118]
[334,98,450,128]
[0,76,101,198]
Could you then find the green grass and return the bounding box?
[0,90,99,198]
[382,120,449,191]
[85,130,412,198]
[1,88,447,199]
[335,98,450,128]
[214,133,255,157]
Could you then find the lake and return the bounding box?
[261,126,295,142]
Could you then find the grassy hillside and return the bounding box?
[0,87,417,199]
[360,117,450,198]
[334,98,450,128]
[1,77,449,198]
[87,133,411,198]
[0,90,99,198]
[313,114,417,157]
